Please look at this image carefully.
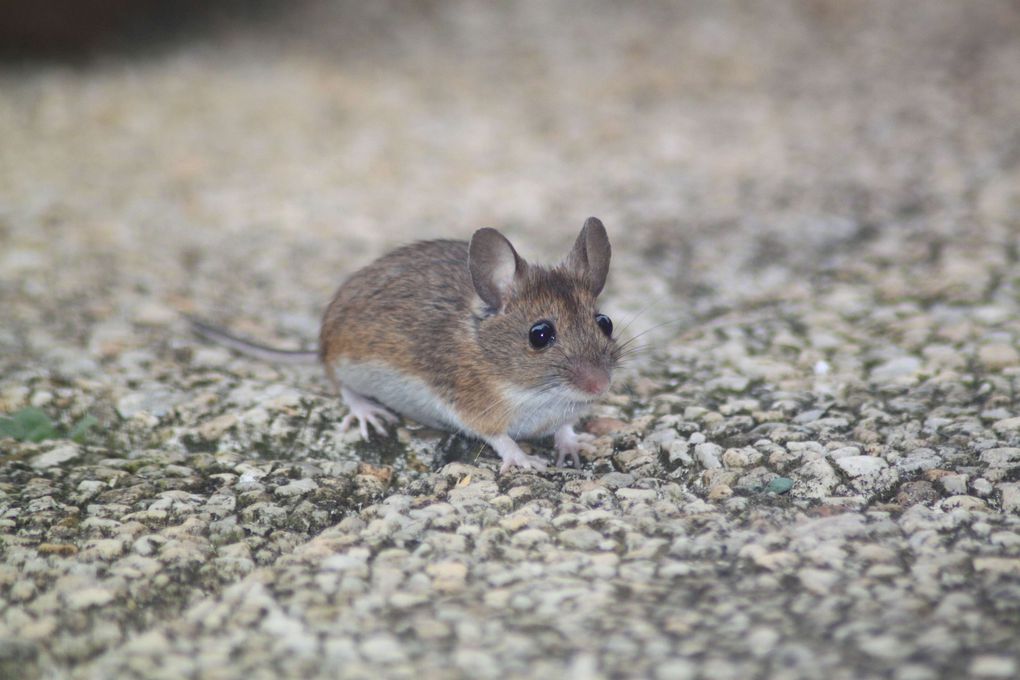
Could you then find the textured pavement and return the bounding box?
[2,2,1020,678]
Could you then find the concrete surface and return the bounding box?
[2,2,1020,678]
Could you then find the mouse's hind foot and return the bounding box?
[486,434,549,474]
[338,387,398,440]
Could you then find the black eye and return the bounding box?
[529,320,556,349]
[596,314,613,337]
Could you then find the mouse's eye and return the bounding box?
[529,320,556,350]
[595,313,613,337]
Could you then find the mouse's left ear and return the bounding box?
[469,228,527,311]
[565,217,611,296]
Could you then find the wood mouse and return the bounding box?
[191,217,619,472]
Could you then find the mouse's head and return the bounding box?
[469,217,619,408]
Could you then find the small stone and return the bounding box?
[791,458,839,500]
[793,409,826,424]
[512,529,550,547]
[585,418,628,436]
[275,478,319,498]
[973,558,1020,576]
[754,550,798,571]
[977,343,1019,370]
[706,375,750,392]
[798,568,838,594]
[360,634,407,663]
[940,474,968,495]
[940,495,988,512]
[198,414,238,440]
[766,477,793,494]
[30,444,80,469]
[667,440,693,467]
[992,416,1020,433]
[722,447,759,468]
[707,484,732,501]
[655,659,696,680]
[835,456,888,477]
[559,527,603,550]
[616,488,657,502]
[999,483,1020,514]
[970,655,1016,679]
[980,448,1020,466]
[66,587,115,610]
[426,561,468,592]
[115,388,177,419]
[828,446,860,459]
[970,478,993,497]
[895,481,938,506]
[695,443,722,469]
[897,448,942,472]
[684,407,708,421]
[870,356,921,382]
[9,580,35,602]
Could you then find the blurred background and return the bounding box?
[1,0,1019,365]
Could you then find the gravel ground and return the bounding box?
[3,1,1020,678]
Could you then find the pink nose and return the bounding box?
[576,366,610,395]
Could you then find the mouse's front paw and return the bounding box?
[554,424,597,468]
[338,387,398,440]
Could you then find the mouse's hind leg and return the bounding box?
[325,364,397,440]
[338,386,398,440]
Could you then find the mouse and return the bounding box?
[191,217,619,473]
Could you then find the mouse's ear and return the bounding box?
[565,217,611,296]
[469,228,526,311]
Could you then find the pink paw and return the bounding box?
[338,387,398,440]
[486,434,549,474]
[554,425,597,468]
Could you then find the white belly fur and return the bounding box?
[333,359,588,440]
[333,359,469,433]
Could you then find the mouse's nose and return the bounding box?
[575,365,610,395]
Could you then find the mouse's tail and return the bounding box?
[187,316,320,365]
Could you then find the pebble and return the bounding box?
[980,448,1020,466]
[835,456,888,477]
[360,634,407,664]
[969,656,1017,678]
[707,484,733,501]
[798,568,839,594]
[970,478,993,497]
[586,417,628,436]
[977,344,1019,370]
[791,458,839,499]
[66,587,115,610]
[939,495,988,512]
[695,443,723,469]
[766,477,793,494]
[559,527,604,550]
[998,483,1020,514]
[30,444,80,469]
[870,356,921,382]
[275,478,320,498]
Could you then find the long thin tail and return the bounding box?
[187,316,320,365]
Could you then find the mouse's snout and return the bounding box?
[573,363,611,396]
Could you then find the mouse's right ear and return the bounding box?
[469,228,526,311]
[565,217,611,296]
